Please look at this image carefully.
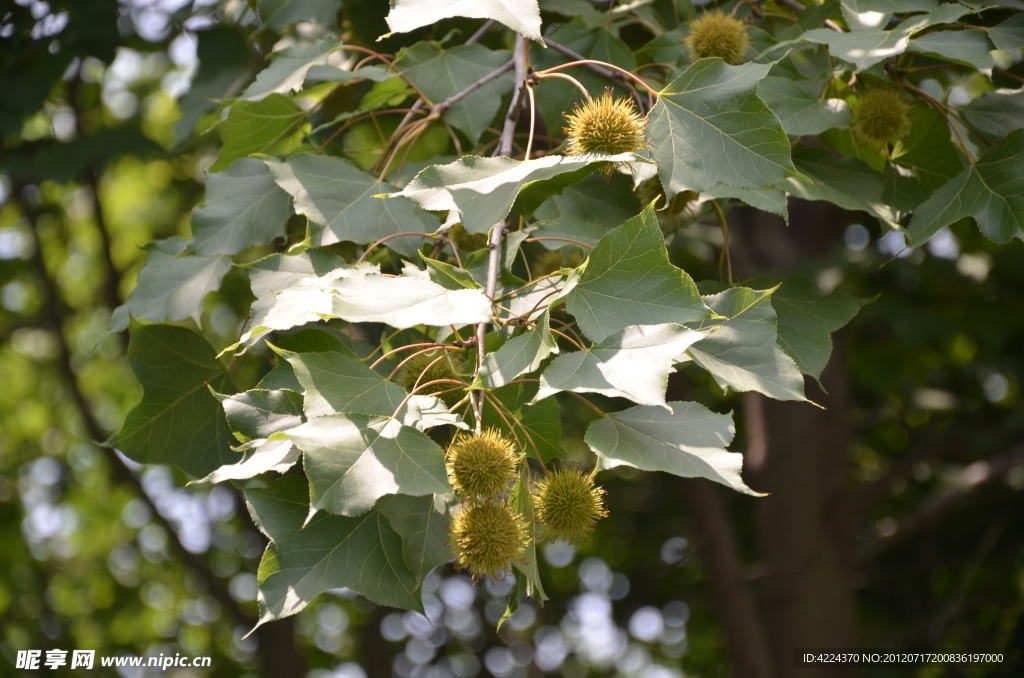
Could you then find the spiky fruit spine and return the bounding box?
[447,429,521,499]
[564,90,647,157]
[395,351,466,406]
[534,467,607,543]
[447,223,489,252]
[684,11,751,65]
[449,500,528,579]
[851,88,911,145]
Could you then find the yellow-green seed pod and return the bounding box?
[851,88,911,145]
[395,351,466,407]
[447,429,520,499]
[449,500,528,580]
[684,10,751,65]
[447,223,489,252]
[564,90,647,157]
[534,467,607,543]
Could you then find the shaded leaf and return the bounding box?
[962,90,1024,142]
[110,238,231,333]
[186,158,292,256]
[584,401,757,494]
[216,388,304,443]
[108,324,237,478]
[277,347,407,418]
[267,154,437,258]
[510,466,548,602]
[909,28,994,74]
[212,94,307,172]
[649,59,796,194]
[376,494,452,588]
[519,398,569,462]
[907,129,1024,245]
[478,311,558,389]
[757,76,849,136]
[288,414,450,516]
[989,13,1024,51]
[565,205,712,343]
[780,148,896,225]
[242,40,335,101]
[258,0,341,30]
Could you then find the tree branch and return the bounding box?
[543,38,645,110]
[856,445,1024,565]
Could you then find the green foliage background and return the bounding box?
[1,1,1023,677]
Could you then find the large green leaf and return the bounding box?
[962,90,1024,142]
[384,0,543,42]
[108,324,237,478]
[989,13,1024,51]
[537,324,704,407]
[756,76,849,136]
[258,0,341,30]
[266,154,437,257]
[783,4,968,72]
[892,107,965,202]
[532,172,638,232]
[564,205,712,343]
[288,414,450,516]
[477,311,557,389]
[747,276,871,381]
[648,59,796,194]
[519,398,568,462]
[389,153,637,234]
[249,478,419,626]
[277,347,407,418]
[241,40,335,101]
[212,94,307,172]
[584,401,757,494]
[376,494,452,589]
[110,238,231,333]
[909,28,994,74]
[394,42,513,144]
[780,149,896,225]
[906,129,1024,245]
[687,287,806,401]
[186,158,292,256]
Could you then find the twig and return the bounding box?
[711,200,734,285]
[544,38,646,110]
[534,72,593,101]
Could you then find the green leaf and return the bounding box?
[962,90,1024,142]
[584,401,757,494]
[785,5,968,72]
[212,94,307,172]
[779,148,897,225]
[532,165,639,230]
[519,398,569,462]
[250,478,420,626]
[701,184,789,221]
[421,256,481,290]
[236,250,348,349]
[892,107,965,201]
[840,0,894,31]
[531,215,606,250]
[746,276,871,381]
[108,324,237,478]
[277,347,407,418]
[174,27,251,144]
[305,64,394,86]
[756,76,849,136]
[989,13,1024,52]
[394,42,513,144]
[199,439,300,484]
[258,0,341,30]
[687,287,806,401]
[390,153,638,234]
[266,154,438,257]
[287,414,450,516]
[537,323,704,407]
[216,388,304,443]
[909,28,994,74]
[110,238,231,333]
[241,40,335,101]
[384,0,543,42]
[510,466,548,603]
[401,396,470,432]
[565,205,713,343]
[478,311,558,389]
[906,129,1024,245]
[649,59,797,194]
[186,158,292,256]
[376,493,452,588]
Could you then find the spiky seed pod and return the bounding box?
[395,351,466,407]
[534,467,608,543]
[851,88,911,145]
[684,11,751,65]
[449,500,529,580]
[447,429,521,499]
[447,223,489,252]
[564,90,647,157]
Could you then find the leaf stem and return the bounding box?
[564,391,607,418]
[538,60,660,100]
[533,72,593,101]
[711,200,734,285]
[524,236,594,249]
[550,328,588,351]
[371,342,451,369]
